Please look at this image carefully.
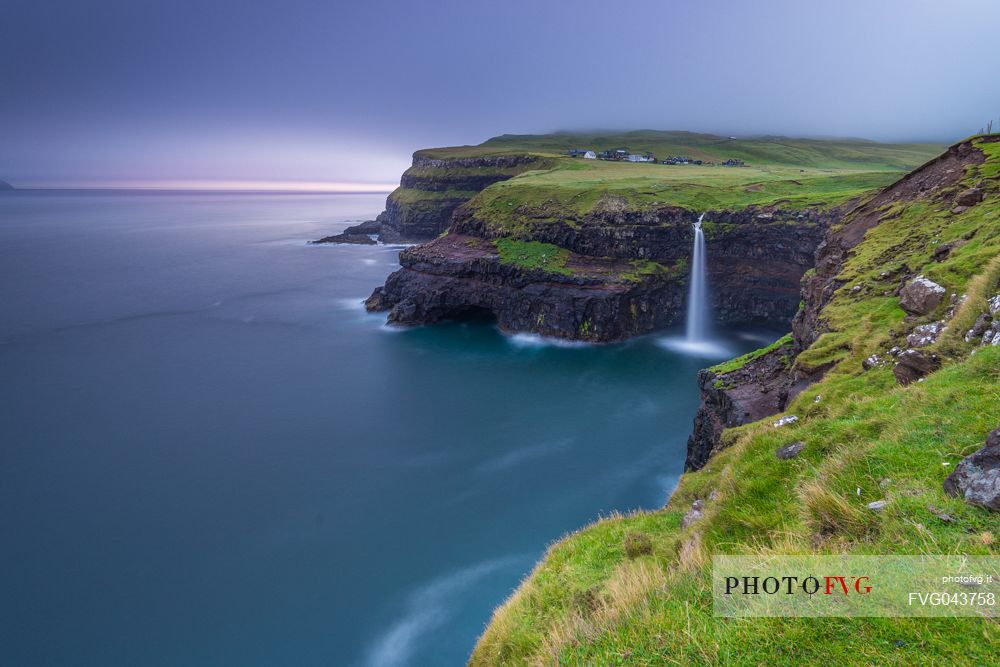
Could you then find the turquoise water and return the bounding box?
[0,192,775,666]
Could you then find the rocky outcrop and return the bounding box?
[685,337,797,470]
[370,203,832,337]
[944,427,1000,511]
[793,139,986,355]
[455,204,831,327]
[312,219,380,245]
[366,234,685,342]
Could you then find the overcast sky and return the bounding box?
[3,0,1000,187]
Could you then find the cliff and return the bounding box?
[361,132,940,340]
[471,136,1000,665]
[0,179,13,190]
[368,205,832,341]
[687,137,995,470]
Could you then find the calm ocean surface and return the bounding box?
[0,192,774,666]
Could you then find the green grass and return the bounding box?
[470,138,1000,666]
[467,161,912,238]
[494,238,573,276]
[480,130,942,171]
[709,333,793,375]
[387,187,480,205]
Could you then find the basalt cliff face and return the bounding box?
[686,137,995,471]
[367,204,834,341]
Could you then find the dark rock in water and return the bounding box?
[0,179,13,191]
[312,219,380,244]
[775,441,806,459]
[943,427,1000,511]
[898,275,946,315]
[892,348,941,385]
[954,187,984,207]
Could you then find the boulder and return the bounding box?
[773,415,799,428]
[965,313,993,342]
[862,354,884,370]
[867,500,889,511]
[775,441,806,459]
[932,241,962,260]
[943,427,1000,511]
[954,187,984,207]
[893,349,941,385]
[906,321,944,348]
[899,276,946,315]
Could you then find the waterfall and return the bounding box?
[685,213,709,342]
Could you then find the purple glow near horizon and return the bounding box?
[2,0,1000,187]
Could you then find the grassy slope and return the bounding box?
[448,133,943,237]
[471,138,1000,665]
[481,130,941,171]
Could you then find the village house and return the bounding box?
[566,149,598,159]
[661,155,703,165]
[722,158,746,167]
[626,151,656,163]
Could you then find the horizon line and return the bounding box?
[5,179,397,193]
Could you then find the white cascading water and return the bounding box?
[685,213,709,342]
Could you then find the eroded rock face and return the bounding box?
[899,276,946,315]
[375,154,547,242]
[454,204,832,329]
[373,204,833,340]
[685,337,799,470]
[366,234,686,342]
[944,427,1000,511]
[893,349,941,385]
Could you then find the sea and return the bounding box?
[0,191,776,666]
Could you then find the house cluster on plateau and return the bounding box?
[565,148,746,167]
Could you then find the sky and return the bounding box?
[2,0,1000,189]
